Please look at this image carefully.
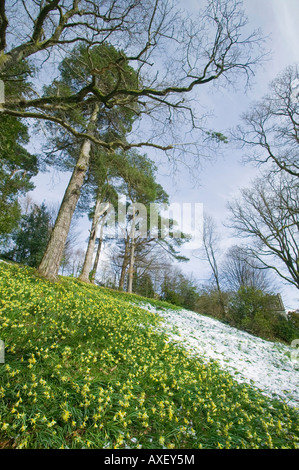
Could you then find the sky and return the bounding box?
[27,0,299,310]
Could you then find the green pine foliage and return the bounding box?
[3,203,52,268]
[0,116,38,237]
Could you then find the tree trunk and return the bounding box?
[90,213,107,283]
[127,240,135,293]
[215,277,226,318]
[127,209,136,293]
[79,200,109,282]
[38,104,99,280]
[119,236,130,290]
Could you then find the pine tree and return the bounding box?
[8,202,52,267]
[0,115,38,238]
[38,43,138,279]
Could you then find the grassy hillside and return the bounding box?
[0,261,298,449]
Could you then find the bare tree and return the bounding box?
[68,248,86,277]
[90,211,109,283]
[194,214,226,315]
[221,244,273,292]
[79,200,110,282]
[0,0,264,152]
[133,244,171,289]
[118,234,131,291]
[233,65,299,177]
[1,0,265,280]
[127,206,137,294]
[228,172,299,289]
[59,219,82,275]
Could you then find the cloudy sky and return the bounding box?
[28,0,299,309]
[157,0,299,309]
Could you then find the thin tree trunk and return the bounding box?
[203,216,226,318]
[127,240,135,293]
[119,236,130,290]
[127,208,136,293]
[215,276,226,317]
[38,104,99,279]
[79,199,109,282]
[90,213,107,283]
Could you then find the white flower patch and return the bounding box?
[138,303,299,409]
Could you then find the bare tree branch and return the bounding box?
[227,172,299,289]
[233,65,299,178]
[0,0,265,157]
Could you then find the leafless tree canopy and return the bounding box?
[0,0,264,156]
[228,173,299,289]
[193,213,226,314]
[233,65,299,177]
[221,244,273,292]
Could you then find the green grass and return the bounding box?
[96,283,182,311]
[0,261,298,449]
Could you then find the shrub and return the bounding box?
[227,286,299,343]
[195,288,229,320]
[273,315,299,343]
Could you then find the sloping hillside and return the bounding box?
[0,261,298,449]
[138,303,299,408]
